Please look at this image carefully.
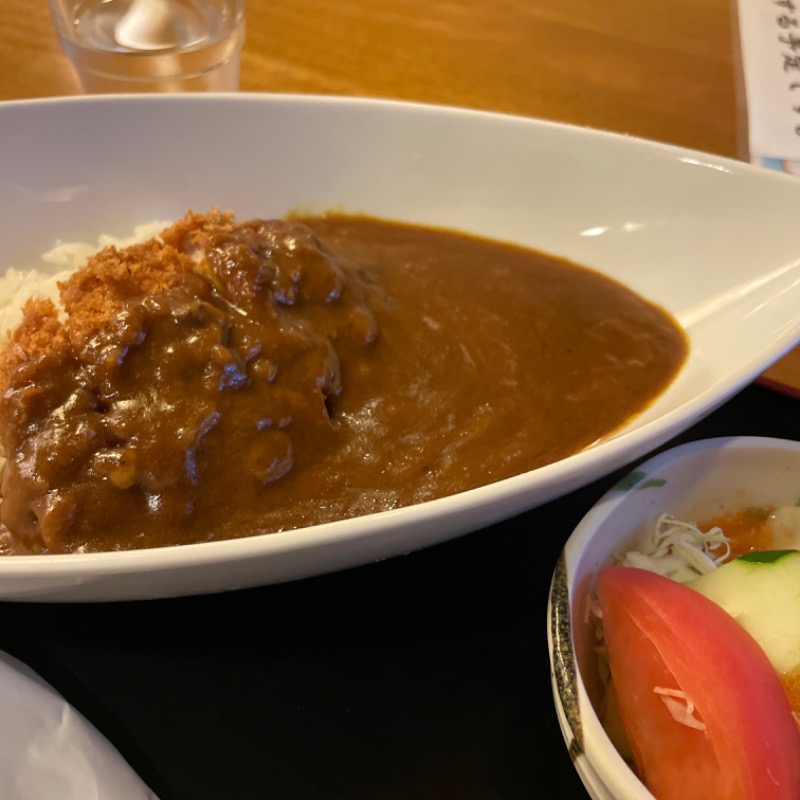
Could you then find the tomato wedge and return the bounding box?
[596,566,800,800]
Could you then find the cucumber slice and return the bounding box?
[689,550,800,675]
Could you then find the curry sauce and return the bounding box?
[0,212,687,553]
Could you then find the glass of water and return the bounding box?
[47,0,245,93]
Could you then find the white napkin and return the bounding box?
[0,652,157,799]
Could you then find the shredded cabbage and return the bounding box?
[616,514,730,583]
[653,687,707,731]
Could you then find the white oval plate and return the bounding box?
[1,94,799,601]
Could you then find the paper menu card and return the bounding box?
[736,0,800,173]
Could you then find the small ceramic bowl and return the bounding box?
[547,435,800,799]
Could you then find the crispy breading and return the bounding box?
[0,211,233,386]
[159,208,236,252]
[0,297,70,387]
[58,239,194,345]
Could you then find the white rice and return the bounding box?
[0,220,170,341]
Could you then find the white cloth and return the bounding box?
[0,652,157,799]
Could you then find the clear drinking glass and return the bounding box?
[47,0,245,93]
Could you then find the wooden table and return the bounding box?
[2,0,742,154]
[4,0,798,391]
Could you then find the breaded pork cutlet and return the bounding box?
[0,209,377,554]
[0,210,235,386]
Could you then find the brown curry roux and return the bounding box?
[0,211,687,553]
